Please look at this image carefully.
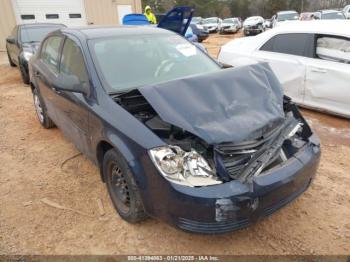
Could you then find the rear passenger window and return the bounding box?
[316,36,350,64]
[260,33,312,57]
[60,38,89,89]
[40,36,62,72]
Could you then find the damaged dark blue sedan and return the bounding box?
[29,23,320,234]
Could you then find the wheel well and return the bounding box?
[30,82,35,92]
[96,141,114,182]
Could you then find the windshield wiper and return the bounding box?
[108,89,137,97]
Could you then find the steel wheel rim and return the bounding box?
[34,94,44,123]
[109,163,131,214]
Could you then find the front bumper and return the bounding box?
[221,27,238,33]
[205,27,218,33]
[244,28,263,35]
[132,134,320,234]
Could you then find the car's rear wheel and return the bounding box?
[33,88,55,129]
[19,63,30,84]
[103,149,147,223]
[7,49,16,67]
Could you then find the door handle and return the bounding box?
[311,67,327,74]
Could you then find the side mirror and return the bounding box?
[6,37,16,44]
[53,73,88,95]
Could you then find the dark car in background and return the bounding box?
[6,23,65,84]
[190,23,209,42]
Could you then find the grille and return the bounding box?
[221,152,255,178]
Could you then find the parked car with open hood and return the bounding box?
[202,17,222,33]
[218,20,350,118]
[219,18,240,34]
[6,23,65,84]
[272,10,299,27]
[313,10,346,20]
[29,11,320,233]
[243,16,265,36]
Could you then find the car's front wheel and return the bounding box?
[103,149,147,223]
[33,88,55,129]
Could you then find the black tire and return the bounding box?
[103,149,147,223]
[33,88,55,129]
[19,63,30,84]
[7,49,16,67]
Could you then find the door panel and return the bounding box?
[305,58,350,117]
[51,37,91,156]
[35,36,63,122]
[36,61,59,122]
[254,51,306,104]
[51,90,91,155]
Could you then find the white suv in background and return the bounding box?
[218,21,350,118]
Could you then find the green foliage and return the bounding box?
[141,0,347,18]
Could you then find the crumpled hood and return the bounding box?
[244,19,262,27]
[138,63,285,145]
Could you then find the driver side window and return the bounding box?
[41,36,62,72]
[59,38,89,91]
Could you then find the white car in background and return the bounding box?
[343,5,350,19]
[218,21,350,118]
[202,17,222,33]
[272,10,300,27]
[313,10,346,20]
[219,18,240,34]
[243,16,265,36]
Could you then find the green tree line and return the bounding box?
[142,0,350,18]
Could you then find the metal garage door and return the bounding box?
[11,0,87,27]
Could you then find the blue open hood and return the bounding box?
[157,6,194,36]
[123,14,150,25]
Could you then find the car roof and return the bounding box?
[19,23,65,28]
[60,25,173,39]
[246,16,263,19]
[318,9,342,14]
[268,20,350,36]
[277,10,298,15]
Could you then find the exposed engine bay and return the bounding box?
[112,89,313,185]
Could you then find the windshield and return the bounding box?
[322,12,345,19]
[223,19,235,24]
[245,17,262,23]
[203,18,218,24]
[89,33,220,93]
[277,13,299,21]
[192,17,202,23]
[20,26,62,43]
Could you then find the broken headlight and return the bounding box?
[149,146,222,187]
